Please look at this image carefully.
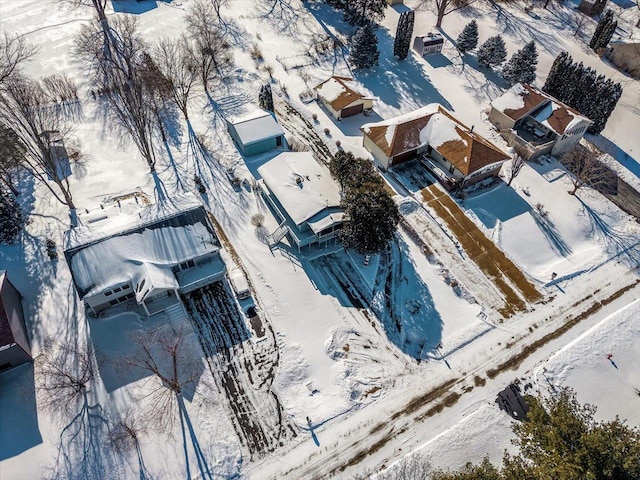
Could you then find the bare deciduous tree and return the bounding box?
[417,0,475,29]
[506,147,527,186]
[0,124,26,195]
[184,0,233,93]
[153,37,199,122]
[36,342,95,419]
[0,74,83,210]
[0,32,38,85]
[125,326,206,429]
[561,144,614,195]
[77,16,159,170]
[109,408,153,480]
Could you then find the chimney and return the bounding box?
[470,125,475,133]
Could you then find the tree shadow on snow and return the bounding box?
[354,29,453,111]
[0,363,43,460]
[306,237,443,360]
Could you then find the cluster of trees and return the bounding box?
[393,10,415,61]
[457,22,538,84]
[75,0,233,171]
[363,388,640,480]
[350,24,380,69]
[325,0,387,26]
[589,9,617,52]
[328,151,399,255]
[457,24,534,81]
[543,51,622,134]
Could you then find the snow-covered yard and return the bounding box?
[1,0,639,478]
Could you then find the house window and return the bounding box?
[276,136,282,147]
[179,259,195,270]
[105,290,113,297]
[109,299,119,306]
[449,164,455,174]
[113,287,122,293]
[123,284,130,290]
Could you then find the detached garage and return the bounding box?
[227,110,286,156]
[314,76,374,120]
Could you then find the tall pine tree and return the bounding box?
[456,20,479,54]
[593,19,617,51]
[589,9,614,50]
[543,51,571,99]
[501,41,538,85]
[350,23,380,69]
[344,0,387,26]
[393,10,414,60]
[477,35,507,68]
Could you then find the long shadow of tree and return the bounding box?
[530,208,573,257]
[578,197,640,268]
[125,325,213,480]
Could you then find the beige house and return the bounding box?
[606,40,640,79]
[314,76,374,120]
[361,104,510,190]
[488,83,592,159]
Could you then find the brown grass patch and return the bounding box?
[487,280,640,379]
[474,375,486,387]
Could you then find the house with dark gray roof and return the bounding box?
[64,195,226,316]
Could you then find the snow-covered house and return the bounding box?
[64,195,226,316]
[0,271,31,372]
[361,104,510,189]
[227,109,286,156]
[257,152,344,250]
[413,33,444,56]
[314,76,374,120]
[488,83,593,159]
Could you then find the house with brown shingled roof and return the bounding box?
[488,83,592,159]
[0,271,31,372]
[361,104,511,190]
[314,76,374,120]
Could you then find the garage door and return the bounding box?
[391,149,418,166]
[340,103,364,118]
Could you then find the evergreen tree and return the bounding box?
[543,51,571,99]
[393,11,414,60]
[593,19,617,51]
[477,35,507,68]
[589,9,614,50]
[456,20,479,54]
[0,187,24,244]
[339,184,399,255]
[501,41,538,85]
[349,24,380,69]
[343,0,387,26]
[258,84,274,112]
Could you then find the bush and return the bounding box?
[194,174,206,194]
[0,188,24,244]
[251,213,264,227]
[46,238,58,260]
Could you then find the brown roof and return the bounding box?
[499,84,591,134]
[314,76,368,111]
[362,105,510,175]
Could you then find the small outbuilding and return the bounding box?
[314,76,374,120]
[0,271,32,372]
[413,33,444,56]
[227,110,286,156]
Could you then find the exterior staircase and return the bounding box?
[268,221,289,247]
[164,302,193,333]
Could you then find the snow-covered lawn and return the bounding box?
[463,158,640,283]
